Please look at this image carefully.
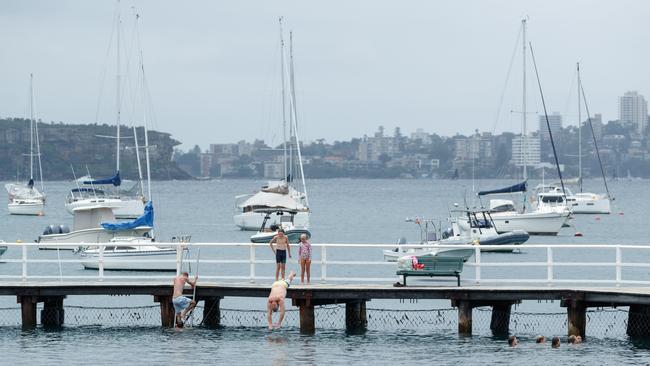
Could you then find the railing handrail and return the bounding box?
[4,242,650,286]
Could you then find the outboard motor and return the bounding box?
[58,225,70,234]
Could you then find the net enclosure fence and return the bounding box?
[0,305,642,338]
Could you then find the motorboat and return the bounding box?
[449,210,529,252]
[567,192,611,214]
[234,181,309,231]
[64,175,145,219]
[38,202,153,250]
[249,209,311,244]
[384,211,529,261]
[0,241,7,258]
[79,237,184,271]
[533,185,572,215]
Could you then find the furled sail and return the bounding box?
[101,201,153,231]
[83,172,121,187]
[478,181,527,196]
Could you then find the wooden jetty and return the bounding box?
[5,281,650,337]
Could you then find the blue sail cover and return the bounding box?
[101,201,153,231]
[478,181,527,196]
[83,172,121,187]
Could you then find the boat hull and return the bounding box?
[8,202,44,216]
[463,212,570,236]
[384,247,474,262]
[234,211,310,231]
[250,228,311,243]
[80,250,178,271]
[65,198,144,219]
[568,195,611,214]
[38,227,152,250]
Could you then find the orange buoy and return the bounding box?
[574,232,583,237]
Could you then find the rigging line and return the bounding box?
[31,75,45,193]
[94,5,119,125]
[561,66,578,118]
[492,23,523,134]
[579,81,613,202]
[529,42,566,197]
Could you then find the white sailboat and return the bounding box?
[235,18,310,231]
[5,74,46,216]
[64,6,144,219]
[471,18,569,235]
[565,63,611,214]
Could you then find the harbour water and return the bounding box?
[0,178,649,364]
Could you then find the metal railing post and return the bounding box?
[250,242,256,283]
[615,245,622,286]
[474,246,481,284]
[321,245,327,283]
[21,243,27,282]
[176,244,182,276]
[99,245,105,281]
[546,246,553,285]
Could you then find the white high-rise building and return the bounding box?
[539,112,562,140]
[619,91,648,135]
[511,135,540,167]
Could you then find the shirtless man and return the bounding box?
[172,272,197,328]
[269,229,291,281]
[267,271,296,330]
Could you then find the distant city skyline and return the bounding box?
[1,0,649,149]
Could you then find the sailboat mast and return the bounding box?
[29,73,35,182]
[31,75,44,193]
[521,17,527,181]
[279,17,288,182]
[288,31,295,183]
[577,62,582,192]
[115,2,121,174]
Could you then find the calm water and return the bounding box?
[1,178,649,364]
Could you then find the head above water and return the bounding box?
[535,335,546,343]
[568,335,577,344]
[508,335,518,346]
[551,336,560,348]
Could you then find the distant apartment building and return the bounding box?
[452,132,492,172]
[538,112,562,140]
[619,91,648,135]
[511,135,540,167]
[264,156,285,179]
[410,128,431,144]
[358,126,398,161]
[586,113,604,141]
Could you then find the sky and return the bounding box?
[0,0,648,150]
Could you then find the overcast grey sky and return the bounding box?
[1,1,648,149]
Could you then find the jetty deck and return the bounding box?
[6,281,650,337]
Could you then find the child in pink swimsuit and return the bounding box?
[298,234,312,284]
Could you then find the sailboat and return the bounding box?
[64,5,145,219]
[564,63,611,214]
[466,18,570,235]
[234,18,310,231]
[5,74,46,216]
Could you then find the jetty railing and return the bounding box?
[3,242,650,286]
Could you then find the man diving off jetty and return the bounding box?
[173,272,197,328]
[267,271,296,330]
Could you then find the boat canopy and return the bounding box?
[478,181,527,196]
[239,191,306,211]
[101,201,153,231]
[84,172,121,187]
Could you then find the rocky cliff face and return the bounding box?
[0,118,191,180]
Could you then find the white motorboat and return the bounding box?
[64,177,145,219]
[234,21,311,231]
[79,237,183,271]
[250,209,311,244]
[234,182,309,230]
[533,185,572,215]
[6,75,46,216]
[38,204,152,250]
